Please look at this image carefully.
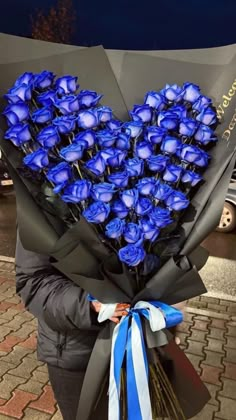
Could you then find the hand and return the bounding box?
[91,301,130,324]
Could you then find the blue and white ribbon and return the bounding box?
[98,300,183,420]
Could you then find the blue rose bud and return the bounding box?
[137,177,156,196]
[179,118,198,137]
[145,127,167,144]
[34,71,55,90]
[14,72,34,87]
[91,182,116,202]
[106,119,122,134]
[46,161,72,185]
[59,143,85,162]
[85,153,106,176]
[112,199,129,219]
[123,121,143,138]
[3,102,29,126]
[135,197,153,216]
[77,110,99,129]
[169,105,187,119]
[153,180,173,201]
[100,148,116,163]
[23,148,49,171]
[150,206,172,228]
[183,82,201,103]
[37,90,57,107]
[55,75,78,95]
[74,130,96,148]
[116,132,131,150]
[136,141,153,159]
[130,104,153,123]
[52,115,76,134]
[107,170,129,187]
[147,154,169,173]
[140,217,160,242]
[61,179,91,203]
[166,190,190,211]
[160,135,181,154]
[118,244,146,267]
[196,107,217,126]
[55,95,79,115]
[162,84,183,102]
[194,124,217,145]
[97,106,113,123]
[78,90,103,107]
[5,123,31,146]
[105,218,125,239]
[163,164,182,182]
[121,188,139,208]
[157,111,179,130]
[180,145,203,164]
[83,201,110,223]
[181,170,202,186]
[144,91,166,110]
[5,83,32,104]
[124,223,142,243]
[37,126,60,149]
[96,129,116,148]
[106,149,127,167]
[193,95,212,112]
[125,157,144,176]
[194,150,210,168]
[32,107,53,124]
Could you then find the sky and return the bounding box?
[0,0,235,50]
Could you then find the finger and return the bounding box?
[110,317,120,324]
[175,336,181,346]
[116,303,130,310]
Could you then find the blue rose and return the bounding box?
[140,218,160,242]
[83,201,110,223]
[74,130,96,148]
[194,124,217,145]
[112,199,129,219]
[23,148,49,171]
[106,119,122,134]
[150,206,172,228]
[105,218,125,239]
[3,102,29,126]
[123,121,143,138]
[37,90,57,107]
[92,182,116,202]
[125,157,144,176]
[166,190,190,211]
[107,170,129,187]
[32,107,53,124]
[193,95,212,112]
[136,141,153,159]
[116,133,131,150]
[4,123,31,146]
[55,95,79,115]
[135,197,153,216]
[144,91,166,110]
[46,161,72,185]
[147,154,169,173]
[37,126,60,149]
[130,104,153,123]
[196,107,217,126]
[181,170,202,186]
[5,83,32,104]
[100,148,116,163]
[137,177,156,196]
[118,244,146,267]
[157,111,179,130]
[105,149,127,167]
[85,153,106,176]
[61,179,91,203]
[169,105,187,119]
[163,164,182,182]
[14,72,34,87]
[162,84,183,102]
[124,223,142,243]
[78,90,103,107]
[77,110,99,129]
[60,143,85,162]
[194,150,210,168]
[160,136,181,154]
[183,82,201,103]
[96,129,116,148]
[180,145,203,164]
[97,106,113,123]
[34,71,55,90]
[145,127,167,144]
[55,75,78,95]
[153,181,173,200]
[121,188,139,208]
[179,118,198,137]
[52,115,76,134]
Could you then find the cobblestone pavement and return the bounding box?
[0,261,235,419]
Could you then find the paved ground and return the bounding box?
[0,261,235,419]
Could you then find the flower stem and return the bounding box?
[74,162,83,179]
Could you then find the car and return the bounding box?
[0,148,14,194]
[216,168,236,233]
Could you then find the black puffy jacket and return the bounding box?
[15,231,100,371]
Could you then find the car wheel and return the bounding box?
[216,202,236,233]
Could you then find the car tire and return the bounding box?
[216,202,236,233]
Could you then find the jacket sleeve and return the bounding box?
[15,230,98,332]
